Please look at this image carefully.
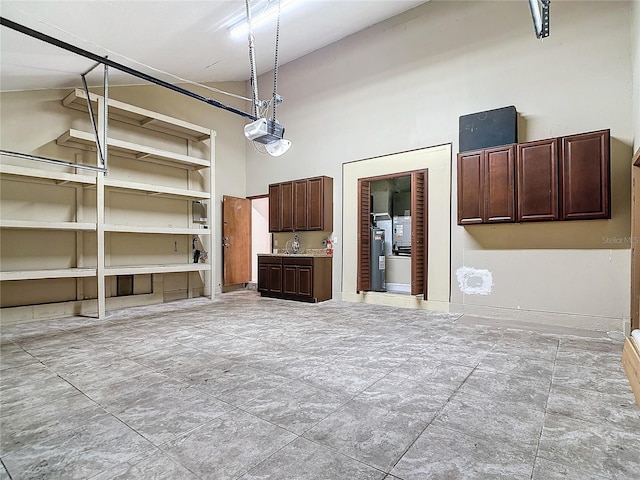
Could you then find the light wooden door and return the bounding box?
[222,195,251,286]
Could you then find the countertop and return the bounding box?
[259,250,332,258]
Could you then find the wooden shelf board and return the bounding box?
[105,263,210,276]
[104,177,209,199]
[0,219,96,231]
[104,224,210,235]
[56,129,209,169]
[0,163,97,185]
[62,89,213,142]
[0,268,96,281]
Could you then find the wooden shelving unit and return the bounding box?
[0,89,216,321]
[103,224,208,235]
[104,263,210,276]
[0,163,97,185]
[56,129,210,169]
[0,219,97,231]
[0,268,97,282]
[103,177,210,199]
[62,88,211,141]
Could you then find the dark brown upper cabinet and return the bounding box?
[485,145,516,222]
[457,150,484,225]
[457,145,515,225]
[268,182,294,232]
[307,176,333,231]
[458,129,610,226]
[280,182,294,231]
[517,138,559,222]
[269,176,333,232]
[268,183,281,232]
[293,179,308,231]
[560,130,610,220]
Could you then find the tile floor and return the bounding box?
[1,291,639,479]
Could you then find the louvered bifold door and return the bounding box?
[411,170,428,297]
[357,179,371,292]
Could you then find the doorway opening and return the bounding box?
[221,195,271,291]
[251,196,271,285]
[357,169,428,298]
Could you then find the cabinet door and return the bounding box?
[280,182,294,232]
[485,145,516,223]
[257,264,269,292]
[293,180,308,231]
[307,177,324,230]
[560,130,610,220]
[457,150,484,224]
[283,265,298,295]
[517,139,559,222]
[312,257,333,302]
[268,265,282,293]
[268,184,281,232]
[297,266,313,298]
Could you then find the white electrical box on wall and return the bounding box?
[192,201,207,224]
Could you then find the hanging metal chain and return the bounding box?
[271,0,282,128]
[246,0,259,118]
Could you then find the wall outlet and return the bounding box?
[332,236,338,244]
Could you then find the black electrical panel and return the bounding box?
[459,106,517,152]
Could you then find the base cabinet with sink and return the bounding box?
[258,255,332,302]
[257,256,283,294]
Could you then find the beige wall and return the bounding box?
[246,0,634,330]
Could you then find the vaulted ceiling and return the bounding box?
[0,0,429,92]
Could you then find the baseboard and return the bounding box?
[340,291,450,312]
[450,303,625,333]
[0,292,166,326]
[338,294,625,333]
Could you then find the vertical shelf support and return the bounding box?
[207,132,216,299]
[103,64,109,172]
[95,64,109,319]
[96,96,106,319]
[75,175,85,303]
[96,65,109,320]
